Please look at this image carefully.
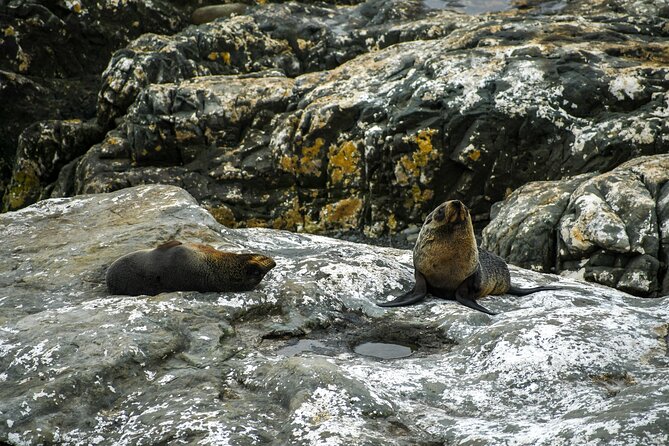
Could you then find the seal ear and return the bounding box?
[156,240,182,250]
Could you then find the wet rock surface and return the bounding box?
[1,184,668,445]
[483,154,669,297]
[4,0,667,235]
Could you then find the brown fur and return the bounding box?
[106,241,275,296]
[415,200,511,296]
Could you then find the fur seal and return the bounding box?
[378,200,558,315]
[191,4,248,25]
[106,240,276,296]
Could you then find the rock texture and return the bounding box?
[483,154,669,297]
[5,0,668,237]
[0,0,193,207]
[1,185,669,445]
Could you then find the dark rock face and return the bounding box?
[4,0,669,239]
[0,0,192,207]
[1,184,668,444]
[483,154,669,297]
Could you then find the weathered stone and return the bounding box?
[65,0,669,237]
[1,184,668,444]
[3,119,104,211]
[0,0,193,205]
[484,154,669,296]
[482,174,594,273]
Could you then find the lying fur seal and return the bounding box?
[379,200,558,315]
[106,240,275,296]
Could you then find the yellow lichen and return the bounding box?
[272,197,304,231]
[396,128,439,185]
[154,145,162,152]
[4,26,15,37]
[220,52,231,64]
[17,48,30,72]
[280,155,298,172]
[246,218,269,228]
[296,39,309,51]
[298,138,324,176]
[5,166,40,211]
[387,213,398,232]
[319,197,363,230]
[468,149,481,161]
[208,205,236,227]
[72,2,82,13]
[208,52,219,61]
[328,140,360,185]
[405,185,434,210]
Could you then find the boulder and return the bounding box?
[0,0,193,206]
[1,184,668,445]
[66,0,669,234]
[483,154,669,296]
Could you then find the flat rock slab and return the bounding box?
[1,185,668,445]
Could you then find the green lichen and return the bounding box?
[4,165,41,211]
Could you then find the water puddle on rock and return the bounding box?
[353,342,413,360]
[276,339,328,357]
[424,0,513,15]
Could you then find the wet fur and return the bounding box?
[379,200,557,315]
[106,241,275,296]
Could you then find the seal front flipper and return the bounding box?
[378,271,428,307]
[454,293,497,316]
[454,279,497,316]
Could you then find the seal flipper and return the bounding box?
[507,285,560,296]
[454,273,497,316]
[454,292,497,316]
[378,271,427,307]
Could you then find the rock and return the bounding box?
[2,119,104,211]
[1,184,668,444]
[0,0,193,205]
[64,0,669,236]
[483,154,669,296]
[482,173,595,273]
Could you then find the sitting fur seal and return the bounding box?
[378,200,558,315]
[106,240,276,296]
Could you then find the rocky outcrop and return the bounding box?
[483,154,669,297]
[4,0,669,238]
[1,185,668,445]
[56,0,669,234]
[0,0,193,207]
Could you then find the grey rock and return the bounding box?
[482,174,595,273]
[1,184,668,445]
[483,154,669,296]
[2,119,104,211]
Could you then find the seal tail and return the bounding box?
[378,271,428,307]
[507,285,561,296]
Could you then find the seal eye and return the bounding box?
[247,265,263,278]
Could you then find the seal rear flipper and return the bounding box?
[378,271,427,307]
[507,285,561,296]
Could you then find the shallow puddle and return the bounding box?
[276,339,328,357]
[424,0,513,15]
[354,342,413,359]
